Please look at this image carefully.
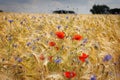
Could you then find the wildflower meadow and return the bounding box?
[0,13,120,80]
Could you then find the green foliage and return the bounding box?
[90,4,110,14]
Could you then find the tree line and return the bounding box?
[90,4,120,14]
[53,4,120,14]
[0,10,3,12]
[0,4,120,14]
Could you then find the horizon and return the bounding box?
[0,0,120,14]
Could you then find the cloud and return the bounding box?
[0,0,120,13]
[0,0,31,5]
[88,0,112,5]
[0,0,47,12]
[52,1,63,7]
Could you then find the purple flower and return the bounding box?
[8,20,13,23]
[26,42,31,46]
[90,75,96,80]
[50,32,53,35]
[103,54,112,62]
[32,46,36,50]
[66,16,69,19]
[15,57,22,63]
[17,58,22,62]
[57,26,61,29]
[83,38,88,43]
[7,35,12,41]
[54,58,62,64]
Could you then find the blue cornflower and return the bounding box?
[65,26,68,28]
[66,16,69,19]
[50,32,53,35]
[32,46,36,50]
[54,58,62,64]
[7,35,12,41]
[57,26,61,29]
[8,20,13,23]
[15,57,22,63]
[83,38,88,43]
[103,54,112,62]
[90,75,96,80]
[26,42,31,46]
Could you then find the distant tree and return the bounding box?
[68,11,75,14]
[0,10,3,12]
[53,10,75,14]
[109,8,120,14]
[90,4,110,14]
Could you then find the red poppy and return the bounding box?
[64,71,76,78]
[72,34,82,41]
[49,41,56,46]
[79,53,88,62]
[55,31,65,39]
[39,54,45,60]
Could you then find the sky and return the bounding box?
[0,0,120,14]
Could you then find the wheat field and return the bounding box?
[0,13,120,80]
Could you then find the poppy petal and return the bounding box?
[73,34,82,41]
[55,31,65,39]
[49,41,56,46]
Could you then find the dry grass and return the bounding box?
[0,12,120,80]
